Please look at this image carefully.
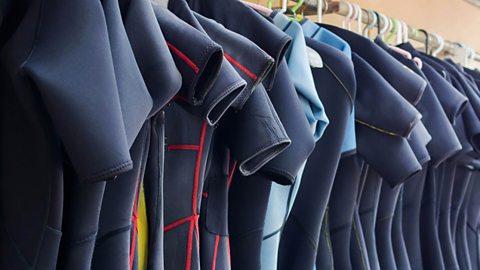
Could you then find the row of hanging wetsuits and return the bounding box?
[2,0,480,269]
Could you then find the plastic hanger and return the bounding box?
[385,18,397,44]
[317,0,324,23]
[341,1,353,29]
[374,11,381,36]
[431,33,445,57]
[282,0,288,13]
[289,0,305,21]
[418,29,429,54]
[402,21,409,43]
[363,10,376,37]
[242,1,273,15]
[388,19,412,59]
[378,13,390,40]
[267,0,273,9]
[355,4,362,34]
[396,19,402,44]
[346,2,357,30]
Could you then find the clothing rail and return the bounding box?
[295,0,480,64]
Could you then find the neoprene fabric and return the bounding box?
[3,2,480,270]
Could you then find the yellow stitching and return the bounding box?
[352,219,368,270]
[324,63,354,110]
[324,210,335,270]
[355,119,401,137]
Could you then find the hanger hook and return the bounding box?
[386,18,398,44]
[356,4,363,34]
[395,19,402,45]
[379,13,390,38]
[347,2,357,30]
[342,1,353,29]
[431,33,445,57]
[363,9,375,37]
[418,29,429,54]
[374,11,381,36]
[402,21,409,43]
[323,0,329,12]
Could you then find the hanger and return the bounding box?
[363,10,376,37]
[402,21,410,43]
[341,1,353,29]
[385,18,397,44]
[288,0,305,21]
[378,13,390,39]
[431,33,445,57]
[413,57,423,69]
[279,0,288,13]
[387,19,412,58]
[355,4,363,34]
[317,0,324,23]
[374,11,381,36]
[418,29,429,54]
[346,2,357,30]
[242,1,273,15]
[396,19,402,44]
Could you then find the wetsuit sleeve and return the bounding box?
[228,84,291,176]
[318,25,427,106]
[352,54,423,186]
[352,53,422,138]
[123,1,182,114]
[408,123,432,166]
[194,12,275,109]
[154,6,247,125]
[154,6,224,106]
[183,0,292,91]
[356,124,421,187]
[422,63,468,123]
[22,0,134,182]
[259,60,315,185]
[199,60,247,125]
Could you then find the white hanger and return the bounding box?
[396,19,402,45]
[402,21,409,43]
[356,4,363,34]
[341,1,353,29]
[379,13,390,38]
[347,2,357,31]
[363,10,376,37]
[431,33,445,57]
[317,0,323,23]
[280,0,288,14]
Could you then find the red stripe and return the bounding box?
[224,53,258,81]
[129,222,138,270]
[129,176,142,270]
[227,236,231,266]
[168,144,200,151]
[185,220,195,270]
[166,41,200,74]
[185,122,208,270]
[192,122,207,214]
[227,161,237,187]
[211,235,220,270]
[171,95,190,103]
[164,215,195,232]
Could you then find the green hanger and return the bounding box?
[386,18,398,44]
[267,0,273,9]
[291,0,304,14]
[289,0,304,21]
